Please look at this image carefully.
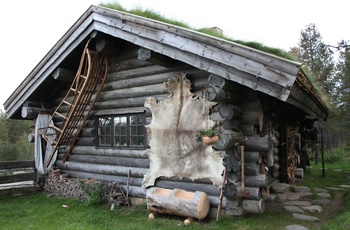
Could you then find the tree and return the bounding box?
[330,40,350,145]
[0,110,34,161]
[290,23,335,99]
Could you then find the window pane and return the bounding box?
[98,114,145,148]
[98,117,111,146]
[131,136,144,146]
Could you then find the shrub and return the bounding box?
[77,178,104,206]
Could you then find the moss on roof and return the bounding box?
[100,2,295,60]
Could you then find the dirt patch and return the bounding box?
[318,191,345,224]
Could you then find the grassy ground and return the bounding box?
[1,148,349,230]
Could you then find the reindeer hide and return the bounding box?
[142,73,224,188]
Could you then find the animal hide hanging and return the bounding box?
[142,73,224,188]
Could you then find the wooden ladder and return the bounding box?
[41,39,108,167]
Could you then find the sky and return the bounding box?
[1,0,349,112]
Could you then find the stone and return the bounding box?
[340,185,350,189]
[275,194,287,202]
[294,186,311,193]
[268,194,276,201]
[314,187,328,193]
[283,205,304,213]
[312,198,331,205]
[283,201,312,206]
[301,205,323,213]
[285,193,300,201]
[292,213,320,221]
[286,224,309,230]
[271,183,290,193]
[317,192,331,198]
[297,192,313,198]
[325,187,346,191]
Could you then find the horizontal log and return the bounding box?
[212,130,245,150]
[107,57,152,73]
[242,199,265,213]
[99,83,166,101]
[55,160,147,178]
[240,124,257,136]
[208,74,240,91]
[75,137,97,146]
[80,128,96,137]
[146,187,210,220]
[244,162,260,176]
[0,172,37,184]
[244,187,261,200]
[244,152,262,163]
[219,104,241,120]
[59,154,150,168]
[60,169,144,188]
[155,179,220,197]
[0,160,35,170]
[94,94,168,110]
[94,107,148,116]
[52,68,75,81]
[207,85,232,103]
[60,170,224,208]
[105,66,189,87]
[138,48,175,67]
[244,174,268,187]
[0,186,39,198]
[244,135,269,152]
[21,106,52,119]
[65,146,148,158]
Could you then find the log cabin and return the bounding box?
[3,5,328,217]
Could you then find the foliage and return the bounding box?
[77,178,104,206]
[195,128,218,142]
[0,110,34,161]
[289,23,335,99]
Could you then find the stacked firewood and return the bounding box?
[44,167,84,199]
[44,167,128,205]
[286,125,298,184]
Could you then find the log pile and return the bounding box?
[286,125,299,184]
[207,74,268,216]
[44,167,128,206]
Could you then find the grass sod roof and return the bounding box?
[100,2,328,110]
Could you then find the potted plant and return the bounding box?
[195,128,219,145]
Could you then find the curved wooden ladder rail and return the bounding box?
[40,38,108,167]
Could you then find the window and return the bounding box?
[97,114,146,148]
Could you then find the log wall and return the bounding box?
[50,44,224,206]
[44,43,298,216]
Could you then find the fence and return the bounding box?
[0,160,39,198]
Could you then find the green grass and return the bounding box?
[1,147,350,229]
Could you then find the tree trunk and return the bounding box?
[242,199,265,213]
[146,187,210,220]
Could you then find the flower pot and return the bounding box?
[202,135,219,145]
